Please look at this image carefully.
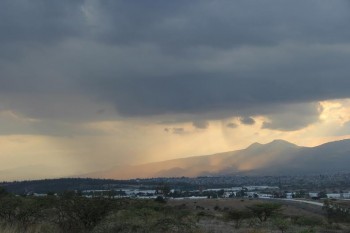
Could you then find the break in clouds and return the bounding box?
[1,0,350,133]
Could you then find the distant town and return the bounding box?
[2,172,350,202]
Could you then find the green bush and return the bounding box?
[272,217,290,233]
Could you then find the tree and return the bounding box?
[323,199,350,223]
[273,217,290,233]
[0,196,46,230]
[318,191,327,199]
[225,209,252,229]
[293,190,306,198]
[236,189,246,198]
[156,184,171,196]
[217,189,225,198]
[54,196,115,232]
[0,196,22,224]
[154,196,167,204]
[15,197,46,231]
[246,203,282,222]
[0,186,9,197]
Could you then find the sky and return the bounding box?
[1,0,350,181]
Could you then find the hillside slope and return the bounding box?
[88,139,350,179]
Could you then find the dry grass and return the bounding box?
[168,198,325,217]
[1,198,350,233]
[0,222,61,233]
[168,198,349,233]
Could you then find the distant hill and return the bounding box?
[88,139,350,179]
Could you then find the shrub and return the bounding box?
[154,196,167,204]
[246,203,283,222]
[54,196,115,232]
[298,227,316,233]
[272,217,290,233]
[224,209,252,229]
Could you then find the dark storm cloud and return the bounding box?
[262,103,321,131]
[79,1,350,122]
[0,0,85,94]
[192,121,209,129]
[92,0,350,49]
[1,0,350,132]
[89,68,350,118]
[0,0,85,45]
[164,127,186,135]
[239,117,255,125]
[226,123,238,129]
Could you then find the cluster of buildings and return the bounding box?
[69,186,350,201]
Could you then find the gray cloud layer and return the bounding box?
[1,0,350,132]
[262,103,322,131]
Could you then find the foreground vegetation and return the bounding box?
[1,187,350,233]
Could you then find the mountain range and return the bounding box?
[89,139,350,179]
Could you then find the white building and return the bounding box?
[326,193,341,199]
[258,193,273,199]
[308,192,319,198]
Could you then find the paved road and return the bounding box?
[279,198,324,207]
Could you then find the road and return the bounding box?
[279,198,324,207]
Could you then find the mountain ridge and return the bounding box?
[87,138,350,179]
